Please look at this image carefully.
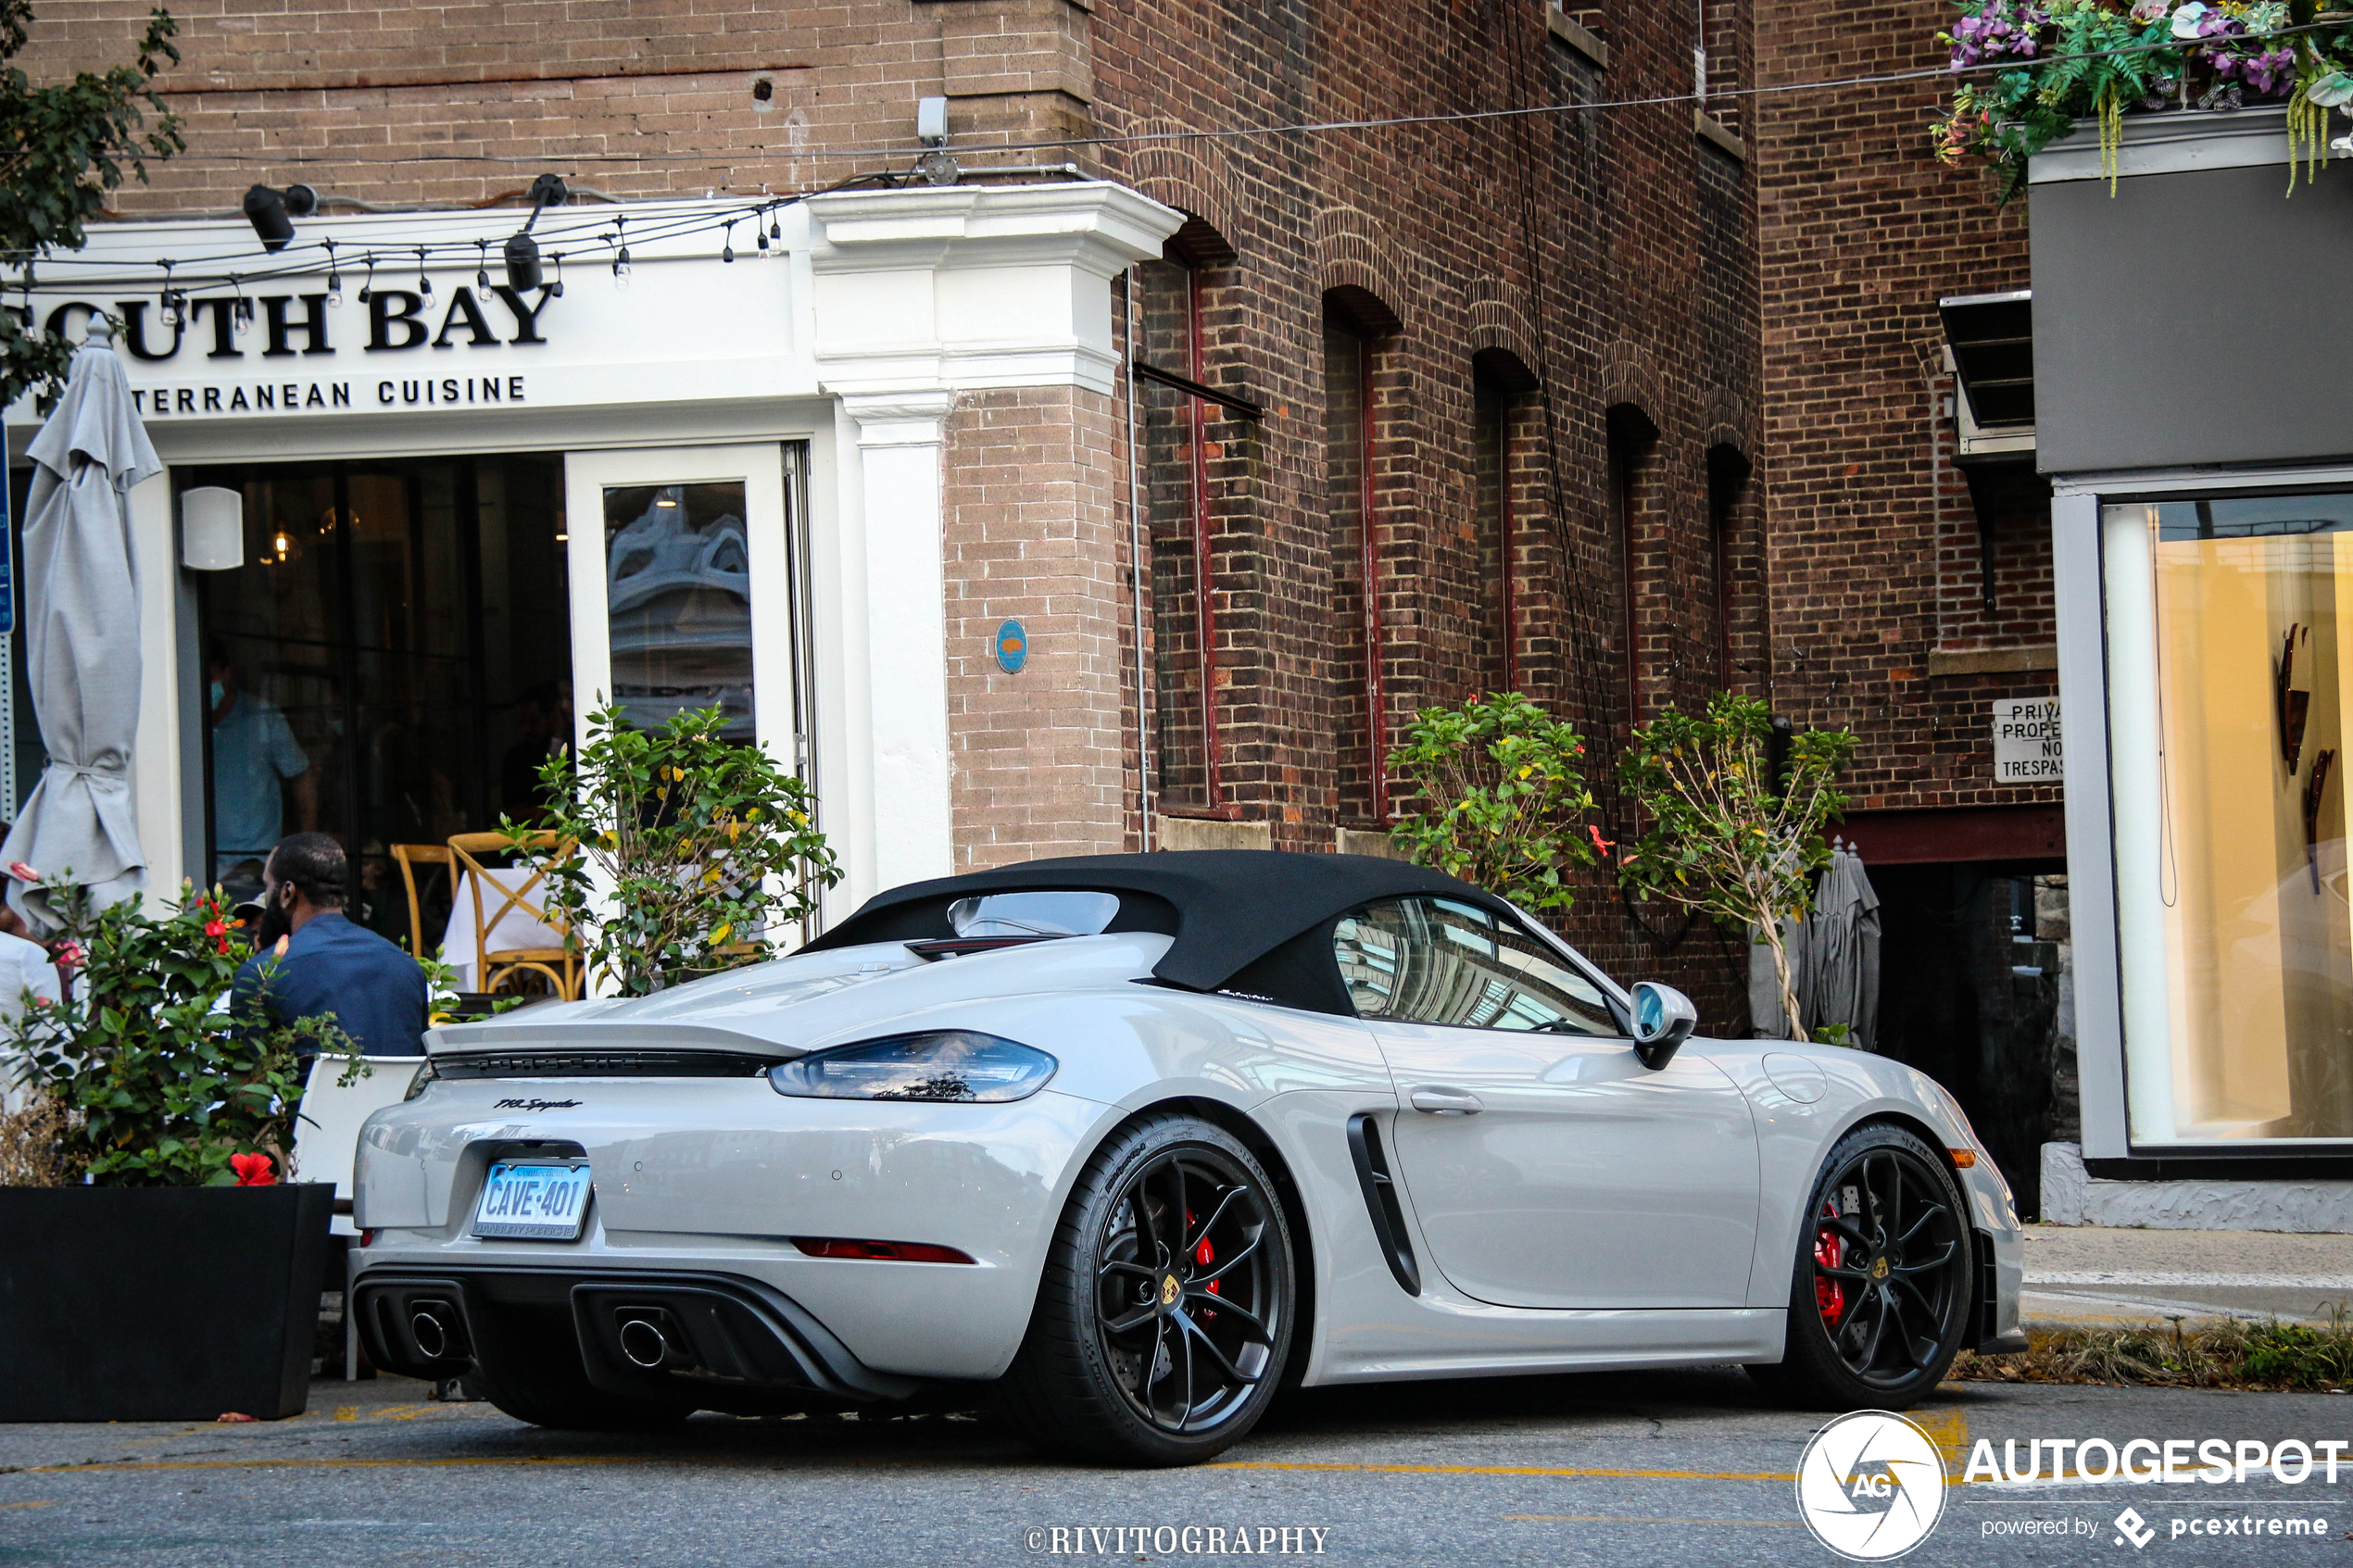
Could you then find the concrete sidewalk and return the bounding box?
[2021,1223,2353,1326]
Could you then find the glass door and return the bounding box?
[561,443,812,790]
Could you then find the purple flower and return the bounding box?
[1949,1,2049,70]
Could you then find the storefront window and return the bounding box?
[601,482,753,740]
[193,455,569,949]
[2105,492,2353,1144]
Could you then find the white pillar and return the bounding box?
[842,391,956,892]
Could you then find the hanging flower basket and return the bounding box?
[1933,3,2353,200]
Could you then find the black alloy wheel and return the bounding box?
[1749,1123,1974,1411]
[1000,1112,1296,1466]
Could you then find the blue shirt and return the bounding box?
[233,911,426,1059]
[212,693,309,859]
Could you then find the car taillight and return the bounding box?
[793,1236,976,1264]
[359,1229,378,1248]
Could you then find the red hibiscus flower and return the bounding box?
[1587,824,1616,856]
[230,1152,276,1186]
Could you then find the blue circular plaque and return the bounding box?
[994,619,1028,673]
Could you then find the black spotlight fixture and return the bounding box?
[243,183,318,252]
[502,173,570,294]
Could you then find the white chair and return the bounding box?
[294,1055,425,1381]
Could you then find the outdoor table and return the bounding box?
[441,867,567,993]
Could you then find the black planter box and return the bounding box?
[0,1182,334,1422]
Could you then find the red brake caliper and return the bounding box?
[1813,1198,1845,1327]
[1189,1210,1220,1301]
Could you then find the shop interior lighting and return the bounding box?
[502,174,569,294]
[242,183,318,252]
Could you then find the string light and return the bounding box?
[722,219,736,263]
[549,251,565,298]
[474,238,490,292]
[0,172,892,298]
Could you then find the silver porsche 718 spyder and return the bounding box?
[352,850,2025,1466]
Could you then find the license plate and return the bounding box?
[472,1160,593,1241]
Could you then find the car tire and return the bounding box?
[471,1309,697,1432]
[1747,1122,1975,1411]
[999,1110,1297,1467]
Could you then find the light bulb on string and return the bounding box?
[157,261,180,327]
[323,240,342,307]
[723,220,736,263]
[358,255,376,305]
[229,276,252,336]
[416,248,432,299]
[549,252,566,298]
[475,239,490,292]
[612,246,632,288]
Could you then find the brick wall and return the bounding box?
[28,0,1768,1027]
[941,384,1129,870]
[1752,1,2062,817]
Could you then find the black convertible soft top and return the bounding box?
[804,849,1518,1010]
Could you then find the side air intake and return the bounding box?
[1346,1112,1422,1296]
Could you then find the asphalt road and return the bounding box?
[6,1369,2353,1566]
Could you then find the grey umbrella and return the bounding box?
[0,316,162,933]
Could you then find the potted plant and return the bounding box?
[525,702,840,996]
[0,881,362,1422]
[1615,694,1857,1042]
[1383,690,1603,916]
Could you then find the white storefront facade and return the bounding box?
[8,182,1179,935]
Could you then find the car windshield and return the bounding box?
[947,890,1122,939]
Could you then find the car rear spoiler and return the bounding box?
[422,1021,804,1058]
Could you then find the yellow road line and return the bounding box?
[16,1455,641,1476]
[1504,1514,1803,1527]
[1210,1461,1797,1482]
[0,1499,55,1509]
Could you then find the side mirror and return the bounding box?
[1629,981,1698,1071]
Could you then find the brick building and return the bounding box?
[1751,2,2068,1207]
[18,0,1766,1020]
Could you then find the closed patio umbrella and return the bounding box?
[0,317,161,933]
[1802,842,1881,1050]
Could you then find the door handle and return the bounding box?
[1409,1086,1484,1115]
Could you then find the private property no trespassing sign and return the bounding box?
[1993,698,2062,785]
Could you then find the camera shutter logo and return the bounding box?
[1794,1410,1948,1561]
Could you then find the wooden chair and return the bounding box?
[447,830,581,1000]
[388,844,453,961]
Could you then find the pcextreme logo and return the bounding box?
[1796,1411,1949,1561]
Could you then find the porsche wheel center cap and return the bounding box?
[1870,1255,1891,1282]
[1160,1273,1181,1310]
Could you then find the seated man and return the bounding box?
[233,833,426,1061]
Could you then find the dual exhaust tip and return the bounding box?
[402,1297,685,1374]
